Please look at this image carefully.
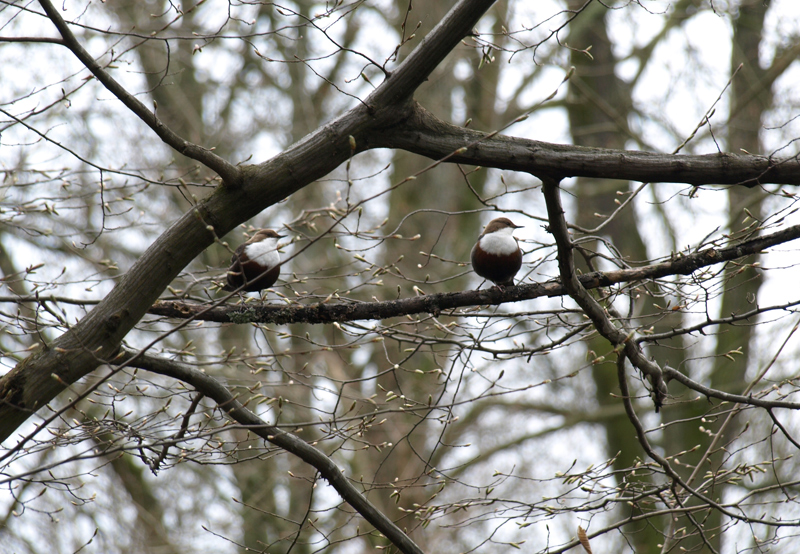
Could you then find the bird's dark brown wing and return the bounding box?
[224,242,281,292]
[223,244,249,291]
[230,243,248,265]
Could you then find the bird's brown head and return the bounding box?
[248,229,285,243]
[482,217,521,236]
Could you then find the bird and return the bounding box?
[470,217,523,287]
[222,229,284,293]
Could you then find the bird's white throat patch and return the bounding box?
[245,238,280,268]
[479,227,518,255]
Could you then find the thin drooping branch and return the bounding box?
[616,355,724,553]
[370,103,800,185]
[118,349,425,554]
[541,176,667,409]
[37,0,240,184]
[147,222,800,324]
[614,356,797,539]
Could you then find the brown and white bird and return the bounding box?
[223,229,284,293]
[470,217,523,287]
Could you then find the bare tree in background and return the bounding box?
[3,1,800,553]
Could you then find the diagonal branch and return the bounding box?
[0,0,502,446]
[37,0,239,184]
[367,0,496,106]
[118,349,424,554]
[541,175,667,409]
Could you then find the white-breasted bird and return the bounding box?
[223,229,284,292]
[470,217,523,287]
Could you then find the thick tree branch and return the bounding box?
[0,0,499,445]
[147,221,800,324]
[368,103,800,185]
[118,349,425,554]
[37,0,240,185]
[368,0,496,106]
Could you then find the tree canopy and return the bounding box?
[3,1,800,553]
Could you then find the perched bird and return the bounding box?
[223,229,284,293]
[470,217,523,287]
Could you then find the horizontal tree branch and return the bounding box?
[0,36,65,45]
[367,103,800,185]
[147,223,800,325]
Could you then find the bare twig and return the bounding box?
[37,0,240,184]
